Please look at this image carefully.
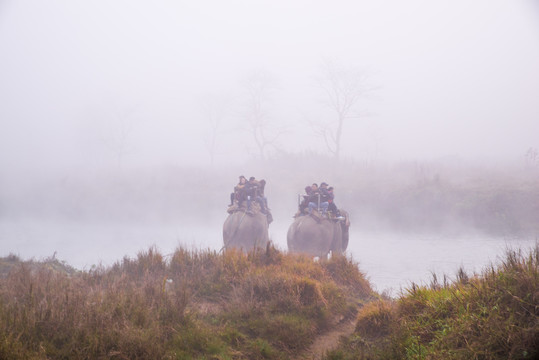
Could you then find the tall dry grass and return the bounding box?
[0,245,374,359]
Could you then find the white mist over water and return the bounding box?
[270,222,538,296]
[1,219,535,296]
[1,220,223,269]
[347,231,537,296]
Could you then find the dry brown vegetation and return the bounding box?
[0,246,374,359]
[2,243,537,359]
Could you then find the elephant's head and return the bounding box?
[287,211,349,258]
[223,211,269,252]
[338,210,350,252]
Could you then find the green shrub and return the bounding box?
[324,245,539,360]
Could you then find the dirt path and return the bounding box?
[297,318,356,360]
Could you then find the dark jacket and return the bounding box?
[303,186,313,200]
[245,180,260,197]
[308,189,321,204]
[319,187,330,202]
[327,189,335,202]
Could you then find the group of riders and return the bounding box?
[228,176,345,221]
[229,175,269,215]
[297,182,345,220]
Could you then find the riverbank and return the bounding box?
[323,245,539,360]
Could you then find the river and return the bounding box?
[1,218,536,296]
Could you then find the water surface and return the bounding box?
[1,219,535,296]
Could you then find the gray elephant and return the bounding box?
[287,210,349,258]
[223,210,269,252]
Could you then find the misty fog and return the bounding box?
[1,1,538,294]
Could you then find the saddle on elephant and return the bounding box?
[227,199,273,224]
[304,208,345,224]
[294,206,345,224]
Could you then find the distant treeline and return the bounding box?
[233,155,539,237]
[2,154,538,236]
[346,173,539,236]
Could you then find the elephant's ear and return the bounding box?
[341,224,349,252]
[330,224,343,254]
[339,210,350,251]
[341,209,350,227]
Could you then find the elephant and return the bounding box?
[223,210,270,252]
[287,210,350,258]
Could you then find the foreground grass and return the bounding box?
[0,246,374,359]
[324,244,539,360]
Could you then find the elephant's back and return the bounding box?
[288,216,319,239]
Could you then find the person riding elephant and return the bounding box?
[230,175,247,206]
[258,179,269,211]
[296,185,313,216]
[244,177,267,215]
[306,183,319,212]
[327,186,345,220]
[308,182,329,215]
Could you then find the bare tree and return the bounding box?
[100,104,139,169]
[200,94,229,167]
[239,70,284,161]
[525,147,538,167]
[312,60,373,160]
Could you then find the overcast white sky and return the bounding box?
[1,0,538,173]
